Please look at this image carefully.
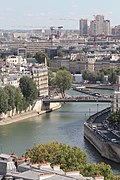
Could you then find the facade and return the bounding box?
[86,55,96,72]
[113,76,120,111]
[89,15,111,36]
[17,48,27,58]
[94,58,120,72]
[50,57,70,70]
[73,74,83,83]
[0,55,49,96]
[31,64,48,96]
[79,19,88,36]
[6,55,27,65]
[103,20,111,35]
[112,26,120,36]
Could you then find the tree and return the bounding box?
[57,50,65,57]
[15,87,24,112]
[55,70,72,98]
[25,142,113,180]
[25,142,87,171]
[34,51,49,64]
[81,162,113,180]
[48,69,56,87]
[19,76,38,106]
[4,85,16,111]
[108,110,120,130]
[0,88,8,114]
[108,71,117,84]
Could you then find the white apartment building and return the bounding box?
[6,55,27,65]
[31,64,48,96]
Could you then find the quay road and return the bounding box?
[43,96,112,103]
[88,109,120,144]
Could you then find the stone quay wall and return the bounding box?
[84,108,120,163]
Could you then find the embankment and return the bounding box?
[84,108,120,163]
[0,100,61,126]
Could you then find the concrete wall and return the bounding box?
[33,100,43,112]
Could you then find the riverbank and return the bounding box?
[0,102,62,126]
[84,108,120,163]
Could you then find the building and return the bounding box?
[73,74,83,84]
[89,15,111,36]
[103,20,111,36]
[113,76,120,111]
[31,64,48,96]
[6,55,27,65]
[17,48,27,58]
[79,19,88,36]
[0,153,94,180]
[112,25,120,36]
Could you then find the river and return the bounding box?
[0,88,119,174]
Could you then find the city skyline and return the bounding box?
[0,0,120,29]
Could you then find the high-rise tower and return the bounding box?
[89,15,110,36]
[79,19,88,36]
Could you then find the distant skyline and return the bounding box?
[0,0,120,29]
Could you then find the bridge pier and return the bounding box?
[42,101,51,112]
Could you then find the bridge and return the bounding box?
[43,96,112,103]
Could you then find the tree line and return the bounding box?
[0,76,38,116]
[82,68,120,84]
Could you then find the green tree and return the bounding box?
[4,85,16,111]
[25,142,113,180]
[108,110,120,130]
[0,88,8,114]
[81,162,113,180]
[82,70,90,81]
[19,76,38,106]
[25,142,87,171]
[48,69,56,87]
[108,71,117,84]
[55,70,72,98]
[15,87,24,112]
[34,51,49,64]
[57,50,65,57]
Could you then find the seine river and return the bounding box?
[0,89,119,174]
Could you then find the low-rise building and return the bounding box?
[0,153,95,180]
[73,74,83,84]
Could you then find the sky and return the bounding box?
[0,0,120,30]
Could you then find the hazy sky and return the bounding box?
[0,0,119,29]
